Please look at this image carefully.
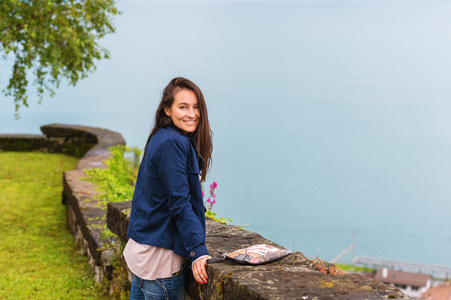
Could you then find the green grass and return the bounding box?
[336,264,374,273]
[0,152,108,299]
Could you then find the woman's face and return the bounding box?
[164,89,200,134]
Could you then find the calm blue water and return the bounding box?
[1,0,451,267]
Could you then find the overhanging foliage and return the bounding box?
[0,0,119,117]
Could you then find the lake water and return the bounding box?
[1,0,450,267]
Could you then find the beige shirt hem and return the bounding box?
[123,238,185,281]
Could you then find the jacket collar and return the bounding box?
[167,124,196,142]
[168,124,186,136]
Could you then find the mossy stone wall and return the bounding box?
[1,124,410,299]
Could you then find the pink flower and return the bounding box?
[204,180,218,212]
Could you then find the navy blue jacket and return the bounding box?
[127,125,209,262]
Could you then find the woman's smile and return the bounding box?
[164,89,200,134]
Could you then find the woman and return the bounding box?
[124,77,213,299]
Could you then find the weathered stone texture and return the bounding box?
[107,201,131,242]
[63,169,106,265]
[192,220,407,299]
[41,123,125,165]
[108,203,408,299]
[55,124,126,282]
[0,134,48,152]
[0,123,124,158]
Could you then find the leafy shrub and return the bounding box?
[84,145,141,207]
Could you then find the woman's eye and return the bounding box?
[179,106,186,109]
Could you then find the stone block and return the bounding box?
[107,201,132,242]
[41,123,125,159]
[0,134,47,152]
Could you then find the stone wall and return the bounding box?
[1,124,95,158]
[1,124,410,299]
[108,202,408,300]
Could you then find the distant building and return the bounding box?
[421,281,451,300]
[374,267,431,298]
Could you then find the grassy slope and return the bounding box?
[337,264,374,273]
[0,152,107,299]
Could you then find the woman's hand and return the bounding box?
[192,255,211,284]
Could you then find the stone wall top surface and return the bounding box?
[0,134,45,139]
[40,124,126,169]
[107,202,408,300]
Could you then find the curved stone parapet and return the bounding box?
[1,123,125,166]
[40,123,125,169]
[49,124,126,282]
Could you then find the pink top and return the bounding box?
[123,238,186,280]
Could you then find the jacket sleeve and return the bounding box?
[157,137,209,261]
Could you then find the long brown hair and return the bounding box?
[143,77,213,181]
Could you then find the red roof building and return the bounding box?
[374,268,432,298]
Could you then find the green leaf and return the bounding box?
[0,0,120,116]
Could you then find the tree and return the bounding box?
[0,0,119,117]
